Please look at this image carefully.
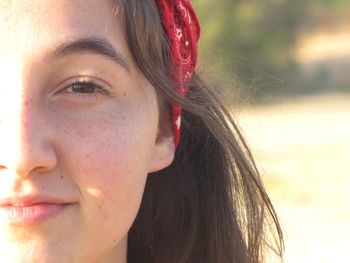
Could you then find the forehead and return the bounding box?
[0,0,116,27]
[0,0,124,58]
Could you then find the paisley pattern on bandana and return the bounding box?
[156,0,200,147]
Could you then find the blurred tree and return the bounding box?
[192,0,350,100]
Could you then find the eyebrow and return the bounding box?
[50,37,130,71]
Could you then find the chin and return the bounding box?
[0,242,70,263]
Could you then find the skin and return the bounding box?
[0,1,175,262]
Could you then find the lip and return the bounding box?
[0,194,74,225]
[0,194,70,207]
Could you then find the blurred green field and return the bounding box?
[237,93,350,263]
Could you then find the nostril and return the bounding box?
[0,139,58,179]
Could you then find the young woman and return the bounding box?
[0,0,283,262]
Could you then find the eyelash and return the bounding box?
[63,80,110,99]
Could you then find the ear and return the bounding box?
[147,127,175,173]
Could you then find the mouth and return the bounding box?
[0,195,74,226]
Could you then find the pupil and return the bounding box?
[72,83,95,93]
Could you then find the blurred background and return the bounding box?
[192,1,350,262]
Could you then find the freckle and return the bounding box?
[113,239,116,243]
[60,175,64,179]
[98,205,102,209]
[123,92,126,96]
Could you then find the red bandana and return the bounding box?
[156,0,200,147]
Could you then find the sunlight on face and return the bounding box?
[0,1,174,263]
[0,52,23,161]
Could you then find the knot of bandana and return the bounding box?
[156,0,200,147]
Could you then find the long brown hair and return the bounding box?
[117,1,284,262]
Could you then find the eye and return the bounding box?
[66,81,108,95]
[56,78,113,104]
[62,79,111,103]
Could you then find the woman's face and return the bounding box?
[0,1,174,262]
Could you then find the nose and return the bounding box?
[0,97,57,179]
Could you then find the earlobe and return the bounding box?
[147,132,175,173]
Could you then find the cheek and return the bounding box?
[57,100,157,191]
[78,131,152,243]
[55,103,158,242]
[80,135,149,213]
